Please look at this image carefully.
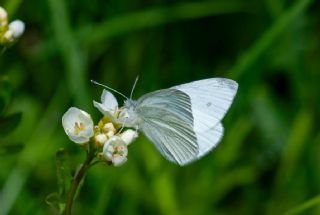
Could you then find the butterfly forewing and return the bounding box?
[136,89,199,165]
[172,78,238,132]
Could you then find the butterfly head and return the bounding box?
[118,99,140,128]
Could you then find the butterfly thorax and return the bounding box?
[118,99,140,128]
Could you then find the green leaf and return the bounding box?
[45,192,62,213]
[0,112,22,136]
[0,99,5,116]
[56,148,72,207]
[46,149,72,214]
[0,142,24,155]
[0,79,12,115]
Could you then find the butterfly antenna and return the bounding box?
[91,80,128,100]
[117,122,125,135]
[130,76,139,99]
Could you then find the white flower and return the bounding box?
[102,136,128,166]
[1,20,25,43]
[62,107,94,144]
[8,20,25,38]
[94,89,119,121]
[120,129,138,145]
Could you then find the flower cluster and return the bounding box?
[0,6,25,46]
[62,90,138,167]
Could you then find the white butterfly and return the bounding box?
[93,78,238,166]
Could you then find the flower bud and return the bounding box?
[95,133,107,145]
[106,130,115,138]
[103,123,116,133]
[102,122,116,138]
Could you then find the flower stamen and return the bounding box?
[74,122,86,135]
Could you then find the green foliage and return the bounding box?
[56,148,72,201]
[0,78,23,155]
[0,142,23,155]
[0,78,12,114]
[0,112,22,136]
[1,0,320,214]
[45,148,72,213]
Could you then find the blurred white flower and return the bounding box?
[62,107,94,144]
[0,6,8,27]
[120,129,138,145]
[2,29,14,42]
[8,20,25,38]
[102,136,128,166]
[0,17,25,44]
[94,89,119,121]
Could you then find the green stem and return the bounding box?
[284,195,320,215]
[62,151,95,215]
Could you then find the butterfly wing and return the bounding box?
[136,89,199,165]
[172,78,238,157]
[197,123,224,158]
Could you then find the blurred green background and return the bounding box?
[1,0,320,214]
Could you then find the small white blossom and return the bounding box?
[62,107,94,144]
[102,136,128,166]
[8,20,25,38]
[94,89,119,121]
[120,129,138,145]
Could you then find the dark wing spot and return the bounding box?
[206,102,212,107]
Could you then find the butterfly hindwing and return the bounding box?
[136,89,199,165]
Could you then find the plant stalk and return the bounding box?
[62,151,95,215]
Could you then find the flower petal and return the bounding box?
[112,155,127,167]
[120,129,138,145]
[101,89,118,110]
[67,134,91,144]
[93,89,118,117]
